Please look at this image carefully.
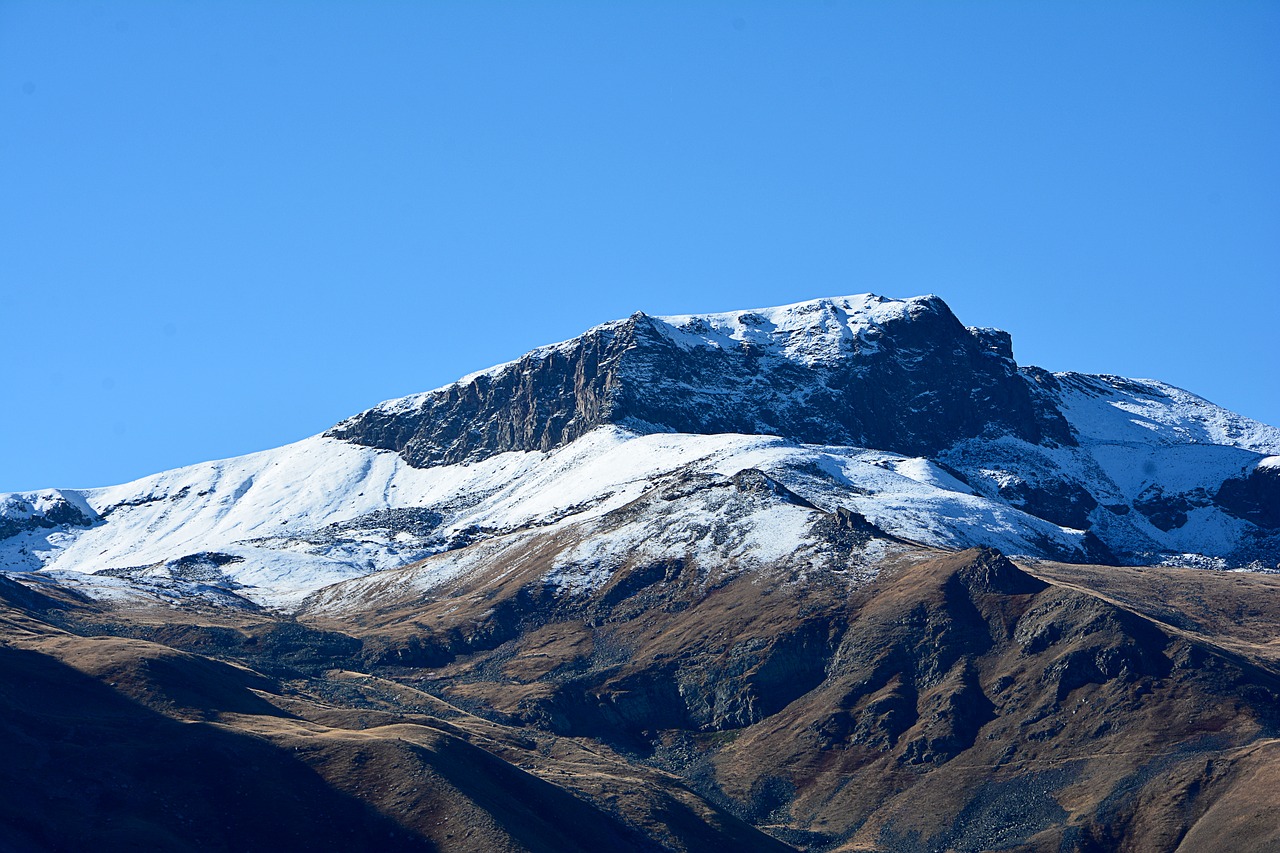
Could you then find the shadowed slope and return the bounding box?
[0,588,793,853]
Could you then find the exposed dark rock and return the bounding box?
[322,508,445,537]
[908,768,1074,853]
[1216,464,1280,529]
[957,547,1048,597]
[1073,531,1117,566]
[1134,485,1212,532]
[966,326,1014,360]
[899,662,994,765]
[992,477,1099,530]
[596,559,682,611]
[327,300,1074,468]
[810,507,888,554]
[727,469,817,507]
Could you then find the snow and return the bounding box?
[886,458,976,495]
[339,294,932,425]
[934,371,1280,564]
[4,295,1277,609]
[545,480,818,585]
[0,489,96,525]
[8,398,1265,607]
[0,422,1103,607]
[1052,373,1280,454]
[654,293,928,366]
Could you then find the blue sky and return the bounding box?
[2,1,1277,492]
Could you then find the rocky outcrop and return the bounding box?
[0,492,97,541]
[327,297,1074,467]
[1216,462,1280,529]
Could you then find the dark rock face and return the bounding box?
[991,478,1099,530]
[1216,464,1280,529]
[328,298,1073,467]
[330,319,631,467]
[1134,485,1211,532]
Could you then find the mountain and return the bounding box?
[3,293,1280,852]
[3,294,1276,605]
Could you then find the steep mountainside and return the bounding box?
[0,576,787,853]
[327,295,1072,465]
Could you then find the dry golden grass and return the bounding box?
[6,543,1280,851]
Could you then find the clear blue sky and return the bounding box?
[2,1,1277,492]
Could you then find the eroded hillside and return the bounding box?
[6,544,1280,852]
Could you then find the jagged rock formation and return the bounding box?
[327,295,1073,466]
[320,293,1278,571]
[0,491,96,540]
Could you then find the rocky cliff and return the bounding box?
[326,295,1074,466]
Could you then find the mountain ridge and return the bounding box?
[2,293,1278,605]
[326,294,1075,466]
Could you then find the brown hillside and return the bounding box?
[4,544,1280,851]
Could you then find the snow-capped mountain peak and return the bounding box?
[652,293,945,364]
[3,294,1277,606]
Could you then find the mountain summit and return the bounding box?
[328,291,1280,570]
[2,294,1278,604]
[328,294,1070,465]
